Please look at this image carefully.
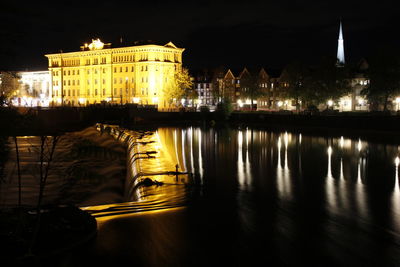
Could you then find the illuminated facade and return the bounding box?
[45,39,184,109]
[18,71,51,106]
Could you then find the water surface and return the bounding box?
[81,126,400,266]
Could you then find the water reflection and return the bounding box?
[81,126,400,266]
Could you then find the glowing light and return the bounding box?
[327,100,333,107]
[277,101,283,107]
[133,97,140,104]
[78,98,86,105]
[237,99,243,108]
[395,157,400,167]
[88,38,104,50]
[358,99,364,105]
[396,97,400,104]
[152,97,159,104]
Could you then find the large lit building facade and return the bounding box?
[45,39,184,109]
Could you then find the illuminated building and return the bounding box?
[18,71,51,106]
[0,71,51,107]
[192,70,216,107]
[45,39,184,109]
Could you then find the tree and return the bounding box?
[0,71,20,106]
[307,57,352,107]
[239,69,263,108]
[280,61,310,111]
[163,67,193,107]
[362,47,400,111]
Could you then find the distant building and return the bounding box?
[192,70,216,107]
[1,71,51,107]
[45,39,184,109]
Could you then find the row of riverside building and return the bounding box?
[191,60,370,112]
[0,21,396,111]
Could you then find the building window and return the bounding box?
[103,88,105,96]
[103,79,105,84]
[120,67,122,72]
[114,67,117,73]
[77,80,80,85]
[77,70,79,75]
[114,78,117,84]
[119,78,122,84]
[131,66,134,72]
[68,90,70,96]
[126,67,128,72]
[95,89,98,96]
[114,88,117,95]
[72,80,75,86]
[103,68,106,74]
[87,80,90,85]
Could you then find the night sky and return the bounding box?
[0,1,398,71]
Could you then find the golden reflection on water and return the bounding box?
[86,126,400,232]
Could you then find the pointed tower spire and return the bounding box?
[336,20,345,66]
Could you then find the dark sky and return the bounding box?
[1,1,398,71]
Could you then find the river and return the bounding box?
[65,126,400,266]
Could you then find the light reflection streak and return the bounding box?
[198,128,203,182]
[277,134,291,198]
[189,127,195,176]
[354,153,367,218]
[326,146,337,209]
[392,157,400,232]
[238,131,245,188]
[181,129,187,172]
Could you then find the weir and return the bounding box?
[95,124,192,202]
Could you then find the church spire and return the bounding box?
[336,20,345,66]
